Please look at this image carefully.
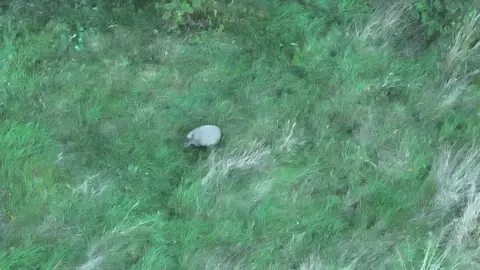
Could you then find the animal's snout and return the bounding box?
[184,137,192,147]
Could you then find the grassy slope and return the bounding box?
[0,0,479,269]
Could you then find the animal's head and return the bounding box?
[184,132,195,147]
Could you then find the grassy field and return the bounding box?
[1,0,480,269]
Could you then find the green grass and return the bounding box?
[1,0,480,269]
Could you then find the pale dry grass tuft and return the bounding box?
[419,143,480,268]
[298,253,324,270]
[250,178,274,204]
[193,64,222,83]
[441,13,480,108]
[201,119,302,188]
[276,120,305,153]
[183,249,246,270]
[440,75,466,108]
[202,140,271,186]
[148,36,186,64]
[137,65,161,82]
[403,225,480,270]
[66,173,109,197]
[394,232,450,270]
[448,193,480,247]
[201,254,243,270]
[355,103,415,179]
[377,142,412,178]
[78,203,158,270]
[76,255,104,270]
[445,13,480,73]
[297,252,358,270]
[36,214,80,242]
[433,144,480,214]
[417,232,450,270]
[132,104,155,123]
[440,67,480,109]
[355,0,412,46]
[386,143,480,269]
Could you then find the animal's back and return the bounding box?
[194,125,221,146]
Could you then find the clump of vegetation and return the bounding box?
[0,0,480,268]
[153,0,224,33]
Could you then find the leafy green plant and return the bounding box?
[156,0,194,27]
[415,0,446,35]
[155,0,222,32]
